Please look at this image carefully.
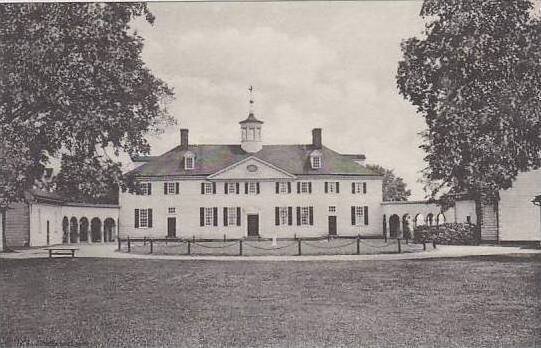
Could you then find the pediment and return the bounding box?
[208,156,295,180]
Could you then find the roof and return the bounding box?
[130,155,156,162]
[27,188,66,203]
[239,113,264,124]
[128,144,380,177]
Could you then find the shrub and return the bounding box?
[413,223,479,245]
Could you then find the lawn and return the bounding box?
[0,255,539,347]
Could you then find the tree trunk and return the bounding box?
[1,208,7,252]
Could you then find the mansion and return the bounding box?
[1,102,540,248]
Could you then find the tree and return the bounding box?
[0,3,174,250]
[397,0,541,209]
[366,164,411,202]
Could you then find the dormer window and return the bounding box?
[184,152,195,170]
[310,150,322,169]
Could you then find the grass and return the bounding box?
[124,238,425,256]
[0,254,540,347]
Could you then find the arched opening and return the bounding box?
[103,218,116,242]
[414,214,425,229]
[79,217,89,242]
[436,213,446,226]
[389,214,401,238]
[426,213,434,226]
[90,218,102,243]
[402,214,411,239]
[62,217,69,244]
[69,217,78,243]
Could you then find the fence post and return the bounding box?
[127,236,131,253]
[150,239,153,254]
[357,235,360,255]
[117,237,121,251]
[384,231,387,243]
[397,238,401,253]
[187,240,191,255]
[298,238,302,256]
[423,241,427,251]
[239,240,243,256]
[143,237,146,246]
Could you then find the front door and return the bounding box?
[247,214,259,237]
[328,216,337,235]
[167,217,176,237]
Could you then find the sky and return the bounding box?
[132,1,429,199]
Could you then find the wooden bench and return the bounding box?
[47,247,78,258]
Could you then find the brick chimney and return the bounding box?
[180,129,189,148]
[312,128,322,149]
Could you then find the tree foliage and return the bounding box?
[397,0,541,204]
[0,3,174,206]
[366,164,411,202]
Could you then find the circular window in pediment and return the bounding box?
[247,164,258,172]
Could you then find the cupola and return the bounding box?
[240,85,263,153]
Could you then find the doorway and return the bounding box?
[247,214,259,237]
[328,216,337,236]
[167,217,176,238]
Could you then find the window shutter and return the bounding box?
[364,206,369,225]
[363,182,367,194]
[275,207,280,226]
[288,207,293,225]
[224,182,228,194]
[256,182,260,194]
[212,182,216,194]
[147,183,152,195]
[336,182,340,193]
[213,207,218,226]
[309,207,314,225]
[351,206,356,225]
[325,182,328,193]
[200,208,204,226]
[175,182,179,194]
[236,183,240,194]
[308,182,312,194]
[201,183,205,194]
[223,207,228,226]
[296,207,301,225]
[148,209,153,227]
[352,182,355,194]
[164,182,168,195]
[297,182,301,194]
[236,207,241,226]
[134,209,139,228]
[287,182,291,193]
[245,182,248,194]
[276,182,279,194]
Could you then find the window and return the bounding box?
[310,150,322,169]
[329,206,336,213]
[200,207,218,227]
[164,182,178,195]
[351,206,368,226]
[138,182,151,195]
[245,182,260,195]
[225,182,237,194]
[201,182,216,195]
[325,181,339,194]
[352,182,367,194]
[241,127,247,141]
[300,207,310,225]
[298,181,311,194]
[168,207,176,214]
[226,207,237,226]
[135,208,153,228]
[204,208,214,226]
[275,182,291,194]
[184,152,195,170]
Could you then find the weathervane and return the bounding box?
[248,85,254,114]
